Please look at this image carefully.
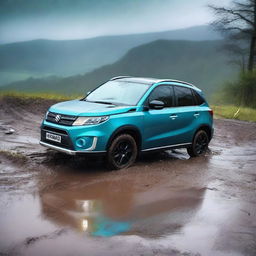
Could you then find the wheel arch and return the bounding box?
[106,125,142,151]
[194,124,213,141]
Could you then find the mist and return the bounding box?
[0,0,231,44]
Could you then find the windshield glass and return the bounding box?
[85,81,150,106]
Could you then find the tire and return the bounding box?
[106,134,138,170]
[187,130,209,157]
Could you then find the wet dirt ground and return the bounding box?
[0,97,256,256]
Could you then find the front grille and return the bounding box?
[46,112,77,126]
[41,126,74,150]
[42,125,68,135]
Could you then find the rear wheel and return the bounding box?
[107,134,137,170]
[187,130,209,157]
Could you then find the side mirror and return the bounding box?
[149,100,165,110]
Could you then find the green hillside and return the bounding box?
[1,39,237,97]
[0,25,220,85]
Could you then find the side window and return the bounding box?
[174,86,195,106]
[193,90,205,105]
[148,85,174,107]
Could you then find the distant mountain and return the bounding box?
[1,39,237,97]
[0,25,221,85]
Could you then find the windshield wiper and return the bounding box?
[92,101,115,105]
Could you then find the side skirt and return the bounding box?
[141,142,192,152]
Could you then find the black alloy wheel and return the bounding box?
[107,134,137,170]
[187,130,209,157]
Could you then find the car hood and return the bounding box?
[49,100,137,116]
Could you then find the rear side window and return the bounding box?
[193,90,205,105]
[174,86,195,106]
[148,85,174,107]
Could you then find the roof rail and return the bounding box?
[158,79,195,87]
[110,76,132,81]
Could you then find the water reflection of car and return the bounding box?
[40,76,213,169]
[39,177,206,237]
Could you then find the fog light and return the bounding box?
[76,138,86,148]
[75,137,93,149]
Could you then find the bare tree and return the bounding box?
[209,0,256,71]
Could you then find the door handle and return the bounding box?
[194,113,200,118]
[170,114,178,120]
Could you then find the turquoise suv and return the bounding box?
[40,77,213,169]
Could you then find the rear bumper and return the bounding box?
[39,141,106,155]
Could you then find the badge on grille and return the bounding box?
[55,114,61,122]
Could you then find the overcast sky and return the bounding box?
[0,0,232,44]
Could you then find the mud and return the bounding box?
[0,97,256,256]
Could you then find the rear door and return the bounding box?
[171,85,200,143]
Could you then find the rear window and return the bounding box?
[174,86,195,106]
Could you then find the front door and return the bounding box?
[143,85,179,149]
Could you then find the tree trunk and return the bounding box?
[248,35,256,71]
[248,0,256,71]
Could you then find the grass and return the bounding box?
[0,91,81,101]
[212,105,256,122]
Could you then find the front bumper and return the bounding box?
[40,120,109,154]
[39,141,106,155]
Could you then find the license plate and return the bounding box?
[46,132,61,143]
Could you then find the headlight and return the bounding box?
[73,116,109,126]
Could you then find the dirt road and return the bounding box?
[0,97,256,256]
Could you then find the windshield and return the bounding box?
[85,81,150,106]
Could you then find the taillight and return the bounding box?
[208,109,213,117]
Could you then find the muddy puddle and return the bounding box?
[1,140,255,256]
[0,98,256,256]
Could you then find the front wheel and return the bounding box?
[107,134,138,170]
[187,130,209,157]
